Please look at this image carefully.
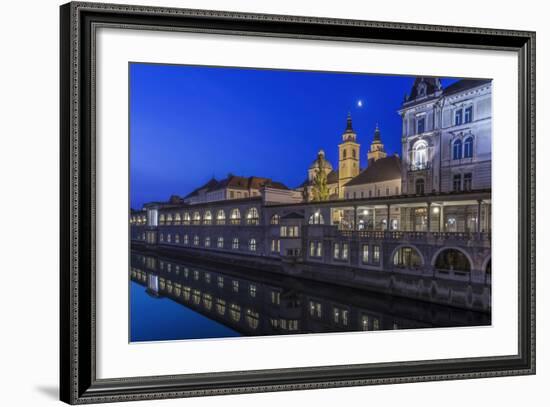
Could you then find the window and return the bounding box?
[216,209,226,224]
[309,301,322,318]
[464,106,473,123]
[413,141,428,169]
[271,291,281,305]
[204,237,211,247]
[166,214,173,224]
[309,241,315,257]
[463,173,472,191]
[217,276,224,288]
[463,136,473,158]
[308,211,324,225]
[333,243,340,259]
[361,315,369,331]
[316,241,322,257]
[341,243,349,260]
[246,207,259,225]
[167,233,171,243]
[309,241,322,258]
[417,117,425,134]
[159,214,165,225]
[192,211,201,225]
[183,234,189,245]
[174,213,181,224]
[183,212,191,225]
[270,214,280,225]
[229,191,235,199]
[362,244,369,263]
[249,284,256,297]
[232,280,239,292]
[453,174,462,192]
[203,211,212,225]
[455,108,463,125]
[281,225,299,237]
[271,239,280,253]
[343,149,347,159]
[232,237,239,250]
[395,186,399,195]
[175,234,180,243]
[230,208,241,224]
[248,238,257,251]
[453,139,462,160]
[159,233,164,242]
[217,237,224,248]
[193,235,199,246]
[415,178,425,195]
[373,245,380,264]
[352,149,356,159]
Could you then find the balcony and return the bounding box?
[408,162,431,172]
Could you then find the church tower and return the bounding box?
[367,124,387,166]
[338,113,360,198]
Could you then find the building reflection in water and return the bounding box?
[130,250,490,341]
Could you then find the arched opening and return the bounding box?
[230,208,241,225]
[203,210,213,225]
[192,211,201,225]
[248,238,257,251]
[393,246,423,269]
[246,207,259,225]
[270,214,280,225]
[183,212,191,225]
[434,249,471,272]
[309,211,325,225]
[413,141,428,169]
[216,210,226,225]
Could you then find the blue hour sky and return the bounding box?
[130,63,458,209]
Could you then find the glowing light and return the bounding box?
[433,207,440,214]
[357,100,363,108]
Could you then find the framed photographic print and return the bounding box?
[60,1,536,404]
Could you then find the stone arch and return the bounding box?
[431,247,473,272]
[482,256,491,274]
[390,244,425,269]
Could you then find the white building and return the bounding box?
[399,77,492,194]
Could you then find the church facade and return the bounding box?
[301,114,401,201]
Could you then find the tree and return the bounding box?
[312,159,331,201]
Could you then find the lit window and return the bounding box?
[217,237,224,248]
[204,237,211,247]
[270,214,280,225]
[216,210,226,224]
[373,245,380,263]
[232,280,239,292]
[316,242,322,257]
[232,237,239,250]
[341,243,349,260]
[248,238,257,251]
[413,141,428,169]
[246,207,259,225]
[183,212,191,225]
[308,211,324,225]
[362,244,369,263]
[230,208,241,224]
[249,284,256,297]
[193,235,199,246]
[333,243,340,259]
[203,211,213,225]
[192,211,201,225]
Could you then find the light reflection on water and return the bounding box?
[130,250,490,342]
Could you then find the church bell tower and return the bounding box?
[367,124,387,166]
[338,113,360,198]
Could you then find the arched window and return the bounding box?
[174,213,181,225]
[166,214,173,225]
[463,136,473,158]
[434,249,471,272]
[246,207,259,225]
[192,211,201,225]
[216,210,226,225]
[453,139,462,160]
[203,210,213,225]
[308,211,325,225]
[270,214,280,225]
[230,208,241,225]
[248,238,257,252]
[343,149,347,159]
[159,214,165,225]
[413,141,428,169]
[393,246,422,269]
[352,149,356,159]
[183,212,191,225]
[415,178,425,195]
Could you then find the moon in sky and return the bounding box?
[357,100,364,108]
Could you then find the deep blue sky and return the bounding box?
[130,63,457,209]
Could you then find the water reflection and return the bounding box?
[130,249,490,342]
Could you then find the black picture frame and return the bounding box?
[60,2,536,404]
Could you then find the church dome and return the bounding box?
[309,149,333,171]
